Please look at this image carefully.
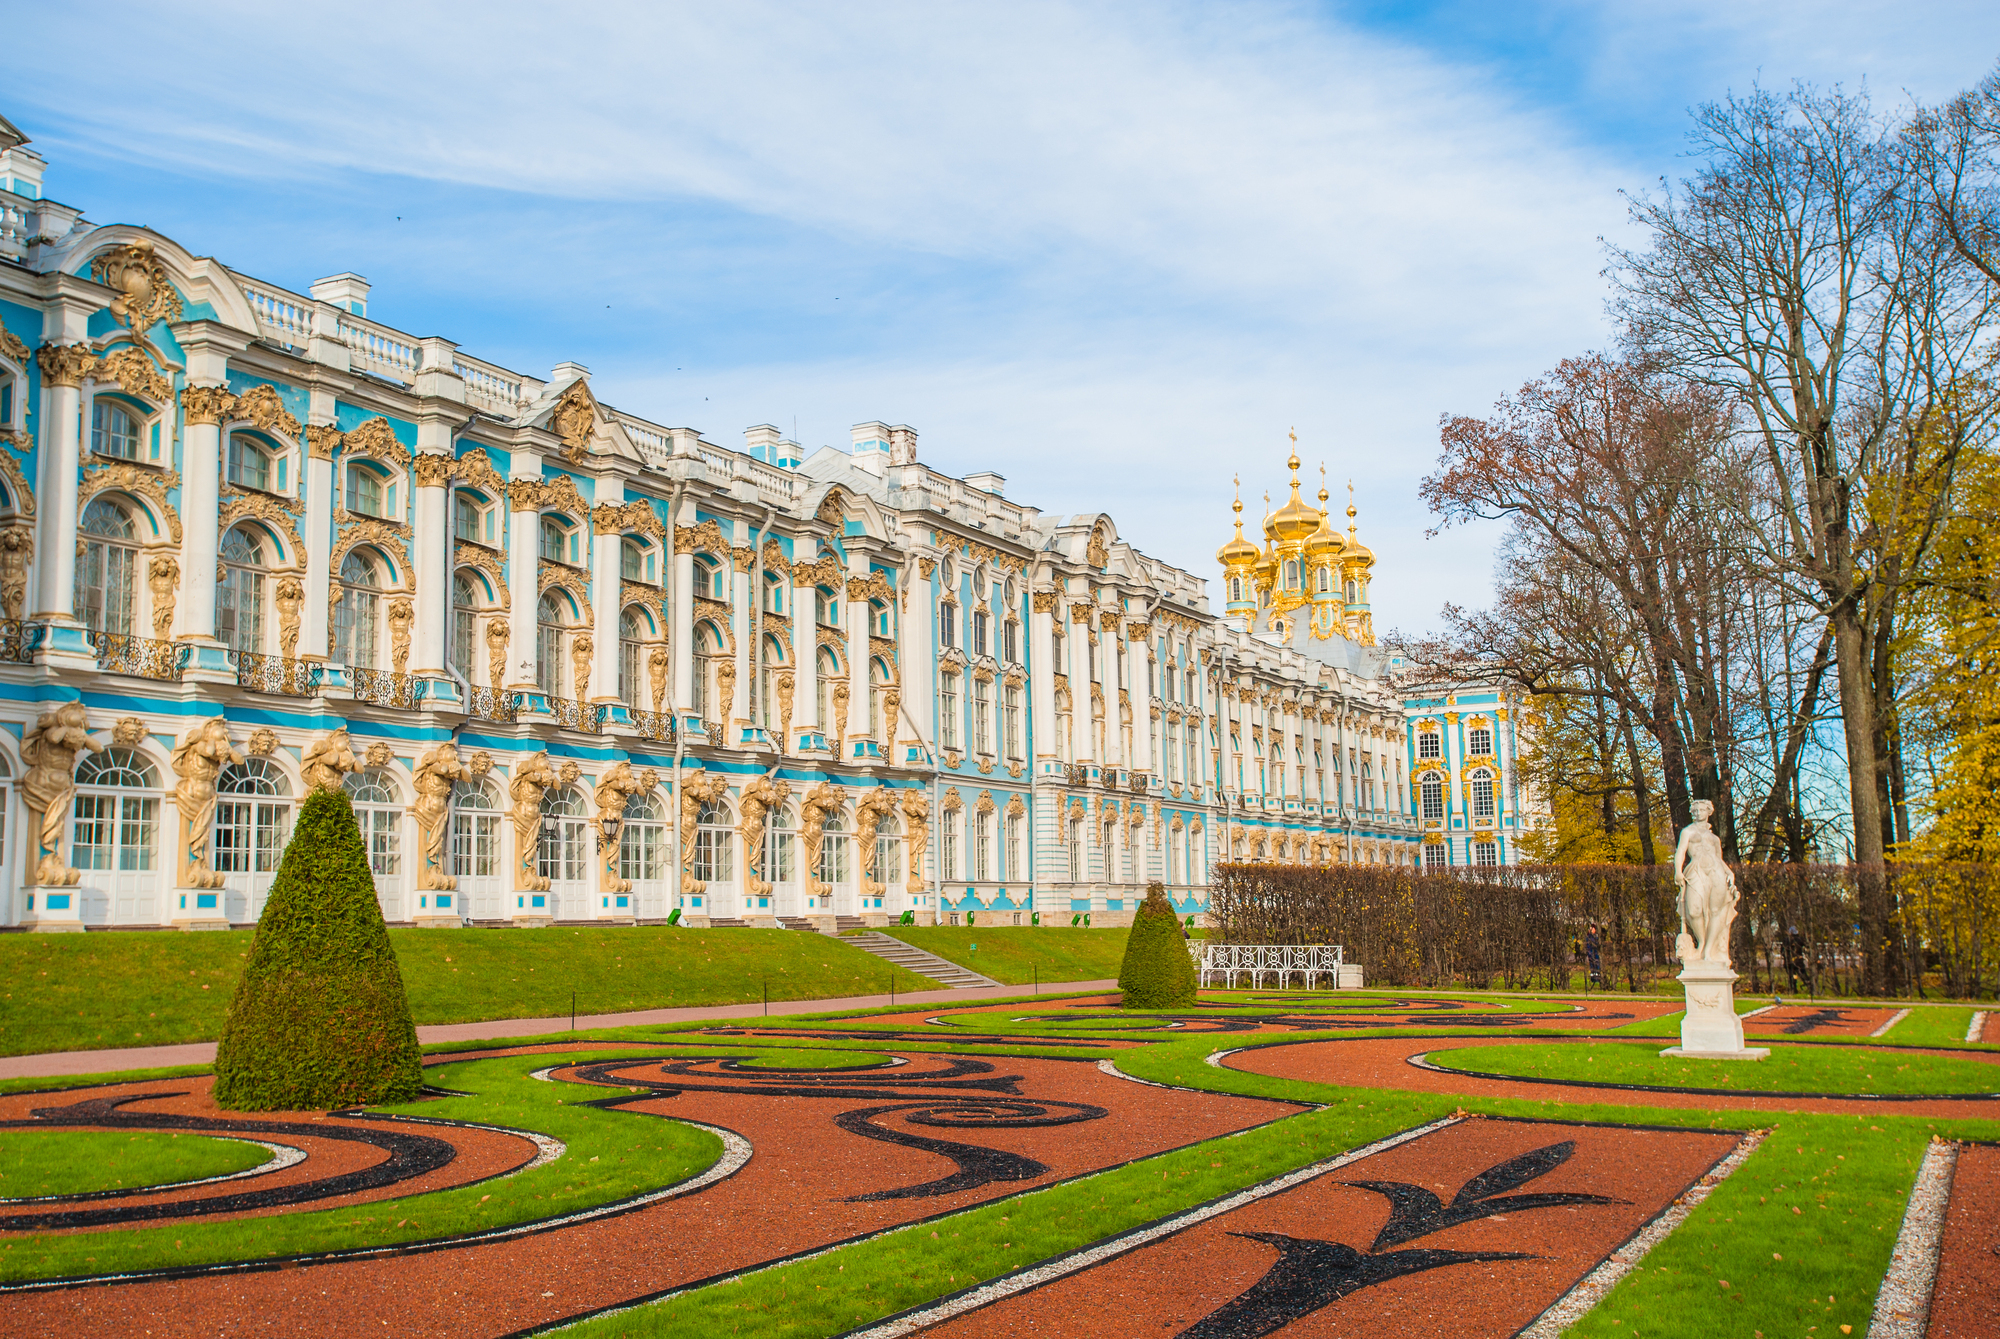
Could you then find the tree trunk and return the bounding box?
[1829,594,1889,992]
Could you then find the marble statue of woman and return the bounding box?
[1673,799,1738,966]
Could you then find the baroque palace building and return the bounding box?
[0,115,1520,935]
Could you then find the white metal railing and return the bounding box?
[240,279,314,350]
[1188,942,1357,990]
[337,315,420,382]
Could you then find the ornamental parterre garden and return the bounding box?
[4,978,1998,1334]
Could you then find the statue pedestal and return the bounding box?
[1661,960,1768,1060]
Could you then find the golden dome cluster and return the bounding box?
[1215,432,1378,645]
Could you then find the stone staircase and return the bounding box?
[843,931,999,989]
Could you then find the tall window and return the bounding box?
[1067,817,1083,881]
[939,602,957,647]
[940,807,960,881]
[940,672,961,749]
[539,517,570,563]
[344,771,402,881]
[1003,684,1022,760]
[1420,775,1444,821]
[451,574,477,678]
[213,759,291,877]
[1423,842,1447,870]
[763,571,785,613]
[538,787,587,884]
[1003,620,1019,663]
[696,622,726,721]
[766,807,796,888]
[619,794,667,884]
[972,610,988,656]
[816,585,839,626]
[1468,726,1494,757]
[76,498,138,636]
[91,400,141,460]
[697,555,727,598]
[346,463,397,518]
[536,592,566,696]
[1417,729,1441,759]
[1473,839,1498,867]
[619,609,645,707]
[454,491,492,545]
[450,779,502,881]
[622,538,655,583]
[334,550,382,668]
[974,809,992,881]
[816,647,840,734]
[818,810,850,888]
[693,801,734,883]
[1471,770,1496,821]
[71,749,158,872]
[764,639,790,731]
[874,813,903,891]
[871,598,892,637]
[216,527,266,655]
[226,434,273,491]
[973,678,992,754]
[1005,810,1022,880]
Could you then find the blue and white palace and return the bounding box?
[0,113,1537,934]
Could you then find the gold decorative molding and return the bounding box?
[793,553,843,587]
[340,416,413,468]
[388,597,415,675]
[593,498,668,541]
[538,562,594,625]
[620,580,663,614]
[331,518,411,574]
[275,575,303,657]
[507,471,588,517]
[219,492,305,565]
[0,327,28,367]
[451,446,508,496]
[916,556,936,580]
[0,450,33,516]
[96,347,174,405]
[675,517,730,557]
[1032,591,1060,614]
[35,342,96,389]
[816,624,846,650]
[847,571,892,603]
[549,378,597,463]
[304,424,341,460]
[148,555,177,638]
[230,383,300,437]
[80,463,183,542]
[455,541,509,605]
[91,241,183,331]
[816,487,848,527]
[411,452,454,488]
[1085,526,1110,568]
[0,525,30,620]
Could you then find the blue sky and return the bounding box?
[10,2,1999,634]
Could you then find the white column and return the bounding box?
[411,460,449,676]
[30,357,82,620]
[897,555,932,755]
[505,454,541,691]
[176,400,224,643]
[1128,626,1151,775]
[672,511,695,713]
[1030,595,1056,759]
[844,549,873,757]
[731,520,752,730]
[302,426,334,658]
[791,538,818,739]
[1067,607,1091,763]
[589,522,620,701]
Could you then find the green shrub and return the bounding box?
[211,787,423,1110]
[1116,883,1197,1008]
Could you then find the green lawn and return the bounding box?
[1426,1039,2000,1094]
[874,926,1131,984]
[0,1128,269,1198]
[0,927,937,1057]
[1881,1005,1979,1046]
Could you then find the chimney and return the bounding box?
[850,421,891,477]
[309,272,372,316]
[965,471,1006,496]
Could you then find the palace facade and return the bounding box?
[0,114,1520,935]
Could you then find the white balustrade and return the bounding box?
[337,315,420,382]
[239,279,314,350]
[1186,942,1353,990]
[454,356,530,416]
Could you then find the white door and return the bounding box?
[619,794,669,919]
[538,786,589,918]
[215,759,293,921]
[449,779,505,920]
[70,749,163,925]
[345,770,406,920]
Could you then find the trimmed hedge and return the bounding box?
[1116,883,1197,1008]
[211,787,423,1110]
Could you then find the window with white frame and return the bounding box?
[1423,841,1447,870]
[622,537,656,583]
[874,812,903,889]
[451,778,504,881]
[75,497,138,637]
[71,749,159,873]
[451,573,478,679]
[1468,725,1494,757]
[619,609,646,706]
[91,399,141,460]
[454,491,496,545]
[973,677,992,754]
[334,549,383,668]
[345,462,398,519]
[227,434,277,492]
[344,771,402,880]
[1420,774,1444,820]
[695,622,725,720]
[940,672,961,749]
[536,592,568,696]
[765,806,796,887]
[974,809,992,881]
[1003,619,1019,663]
[939,602,957,648]
[619,793,667,883]
[540,516,579,564]
[1470,769,1496,821]
[1067,817,1082,881]
[1473,839,1498,867]
[1417,727,1441,759]
[217,527,267,655]
[213,759,291,877]
[819,810,850,887]
[1005,810,1021,880]
[940,807,960,881]
[1003,684,1022,760]
[695,554,727,598]
[693,800,733,883]
[971,610,988,656]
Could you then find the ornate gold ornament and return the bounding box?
[364,741,396,769]
[304,424,342,460]
[847,571,892,603]
[831,677,850,744]
[171,719,245,890]
[549,379,598,463]
[411,743,479,891]
[272,576,304,656]
[593,498,668,541]
[301,729,361,793]
[146,555,178,639]
[736,774,792,897]
[331,518,409,573]
[793,553,844,587]
[456,541,509,605]
[569,633,593,701]
[387,598,415,675]
[509,752,561,892]
[677,770,734,896]
[797,779,846,901]
[230,382,300,438]
[593,761,655,893]
[648,643,669,715]
[91,242,183,331]
[675,517,731,557]
[247,726,279,757]
[776,668,796,749]
[0,327,28,368]
[92,347,173,406]
[411,452,454,488]
[0,525,31,620]
[340,416,412,468]
[34,343,96,389]
[715,657,738,720]
[176,381,234,427]
[20,704,94,886]
[1069,602,1093,625]
[219,493,305,562]
[916,557,936,580]
[1085,526,1110,568]
[900,791,931,895]
[451,446,508,497]
[80,464,183,542]
[509,471,589,517]
[484,619,510,690]
[816,487,848,527]
[538,562,593,625]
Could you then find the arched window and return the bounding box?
[695,554,726,599]
[763,571,785,613]
[1066,816,1082,881]
[817,809,849,892]
[693,799,733,883]
[622,537,656,583]
[335,550,382,668]
[345,462,398,519]
[72,749,159,873]
[1283,560,1298,589]
[1317,565,1330,593]
[76,497,138,636]
[449,778,502,884]
[91,400,141,460]
[765,805,795,889]
[1229,577,1242,602]
[536,591,567,696]
[619,608,646,707]
[869,658,893,741]
[620,792,667,885]
[217,527,267,655]
[213,758,291,883]
[1054,688,1071,763]
[816,585,840,627]
[816,647,840,734]
[1470,768,1496,821]
[873,598,893,638]
[760,635,787,730]
[538,785,587,886]
[1420,774,1445,821]
[695,621,725,721]
[227,434,276,491]
[451,573,478,678]
[343,770,402,886]
[874,811,902,895]
[1346,579,1358,604]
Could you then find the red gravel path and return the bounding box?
[1927,1142,2000,1338]
[1226,1036,2000,1120]
[919,1117,1741,1338]
[1744,1006,1901,1037]
[3,1051,1305,1337]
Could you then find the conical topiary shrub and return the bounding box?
[212,786,423,1111]
[1116,883,1199,1009]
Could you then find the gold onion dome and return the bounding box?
[1304,480,1345,563]
[1216,492,1259,568]
[1264,450,1323,544]
[1343,490,1375,567]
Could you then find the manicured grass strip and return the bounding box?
[0,1065,214,1098]
[0,1048,723,1284]
[723,1048,891,1070]
[1427,1041,2000,1096]
[0,927,938,1057]
[1197,990,1581,1014]
[1881,1006,1979,1047]
[421,1025,1113,1065]
[556,1094,1454,1337]
[872,927,1130,985]
[1606,1000,1767,1036]
[0,1128,269,1198]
